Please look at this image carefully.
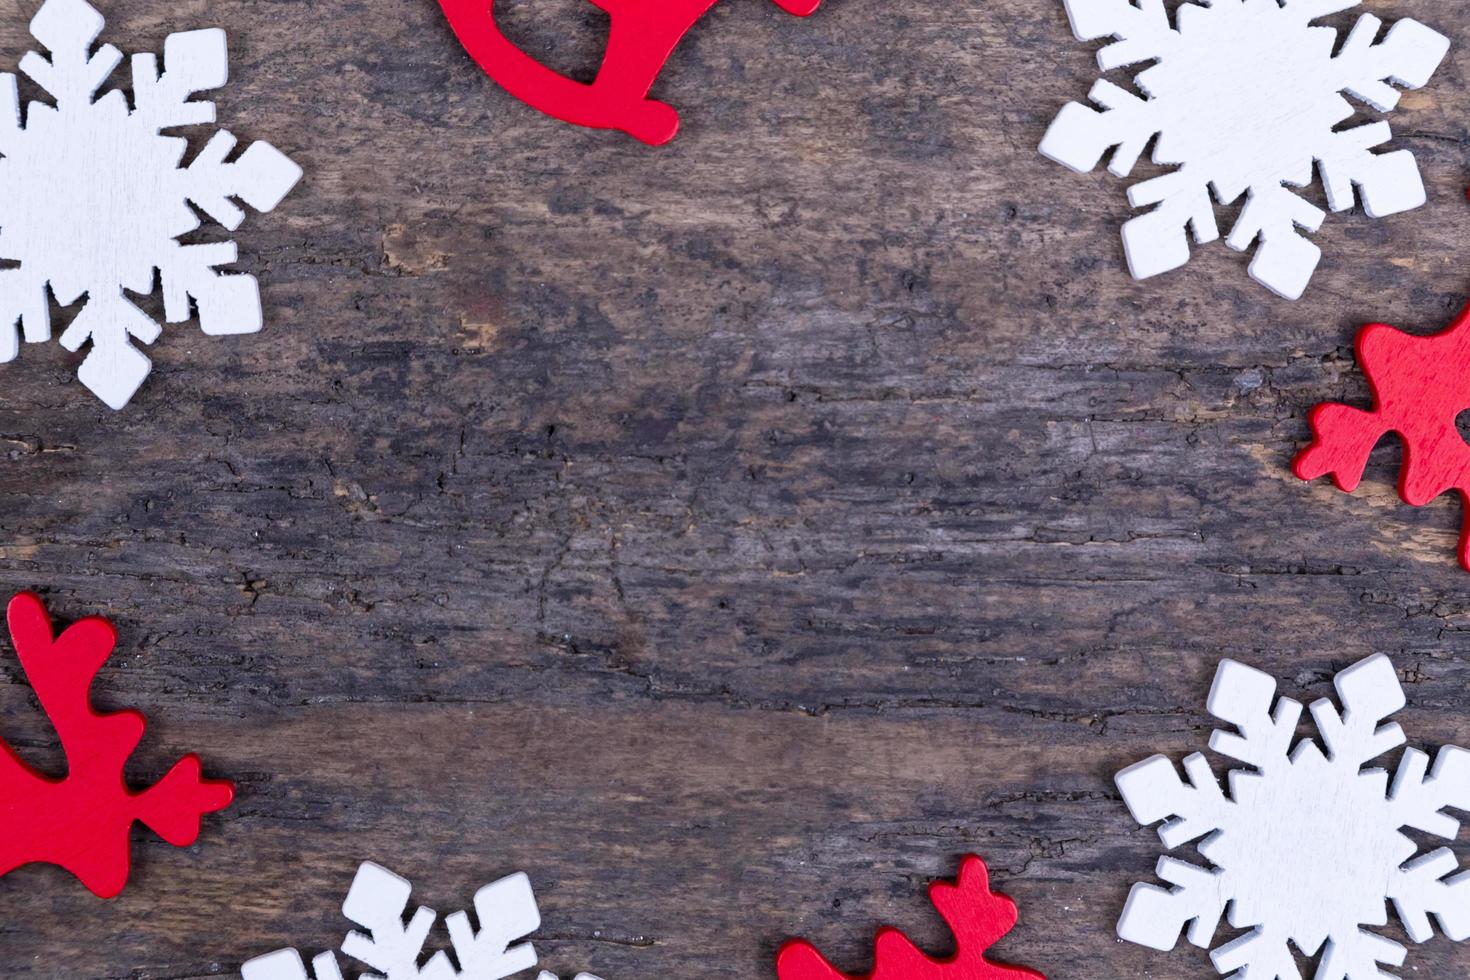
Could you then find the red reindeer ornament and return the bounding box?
[437,0,821,144]
[778,856,1046,980]
[0,593,234,897]
[1296,302,1470,570]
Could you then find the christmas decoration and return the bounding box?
[1039,0,1449,299]
[0,0,302,409]
[436,0,820,145]
[241,861,542,979]
[777,855,1045,980]
[0,591,234,898]
[1117,653,1470,977]
[1296,303,1470,570]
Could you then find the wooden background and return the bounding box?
[2,0,1470,975]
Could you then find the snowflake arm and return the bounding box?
[183,132,302,231]
[0,71,21,193]
[1384,746,1470,943]
[1314,16,1449,221]
[55,293,161,409]
[1040,80,1157,179]
[1316,931,1407,980]
[443,872,541,979]
[1306,654,1406,768]
[1118,752,1232,851]
[128,28,225,130]
[1222,182,1325,301]
[1116,165,1221,281]
[0,266,52,361]
[159,241,256,334]
[1389,746,1470,840]
[241,949,346,980]
[1038,0,1175,179]
[1117,856,1228,951]
[0,64,49,358]
[1205,659,1303,773]
[1315,121,1417,219]
[340,863,459,979]
[1390,848,1470,945]
[1115,753,1232,951]
[1209,924,1302,979]
[159,133,301,339]
[1062,0,1177,72]
[20,0,119,108]
[1332,16,1449,114]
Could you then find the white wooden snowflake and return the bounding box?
[1117,653,1470,978]
[241,862,542,980]
[0,0,301,409]
[1039,0,1449,300]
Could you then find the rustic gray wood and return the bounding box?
[1,0,1470,975]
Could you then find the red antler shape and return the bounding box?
[777,856,1046,980]
[1295,302,1470,570]
[437,0,820,145]
[0,592,234,897]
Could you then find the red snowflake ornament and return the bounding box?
[1295,302,1470,570]
[777,856,1046,980]
[0,592,234,897]
[436,0,821,145]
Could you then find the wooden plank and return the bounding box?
[1,0,1469,975]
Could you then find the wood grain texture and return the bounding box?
[1,0,1470,976]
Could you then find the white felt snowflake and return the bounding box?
[1117,653,1470,978]
[241,862,543,980]
[1039,0,1449,300]
[0,0,301,409]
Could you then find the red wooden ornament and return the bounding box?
[436,0,821,145]
[1296,302,1470,570]
[777,855,1046,980]
[0,592,234,898]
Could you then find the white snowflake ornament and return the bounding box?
[1039,0,1449,299]
[241,862,542,980]
[0,0,301,409]
[1117,653,1470,978]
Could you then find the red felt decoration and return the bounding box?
[436,0,820,145]
[0,592,234,898]
[777,855,1046,980]
[1295,302,1470,570]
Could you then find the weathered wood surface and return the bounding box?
[2,0,1470,975]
